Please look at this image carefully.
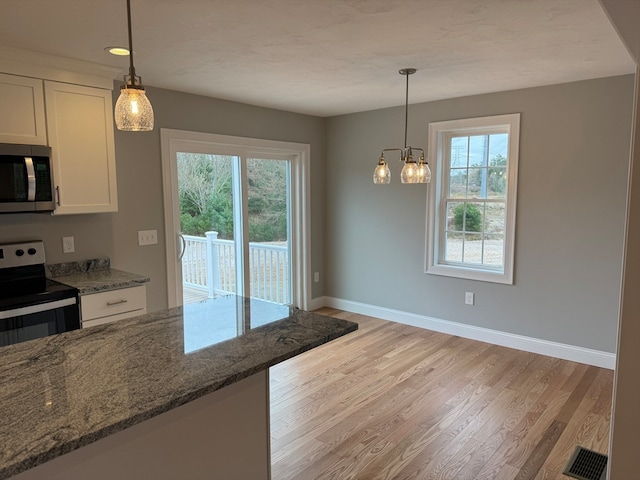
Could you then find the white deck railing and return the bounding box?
[182,232,290,304]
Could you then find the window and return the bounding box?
[426,114,520,284]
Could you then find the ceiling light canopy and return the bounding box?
[114,0,154,132]
[373,68,430,185]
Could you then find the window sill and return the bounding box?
[426,263,514,285]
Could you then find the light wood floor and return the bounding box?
[270,309,613,480]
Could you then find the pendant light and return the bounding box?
[114,0,154,131]
[373,68,430,184]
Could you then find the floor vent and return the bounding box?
[563,446,608,480]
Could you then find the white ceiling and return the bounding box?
[0,0,634,117]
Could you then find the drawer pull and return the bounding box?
[106,299,128,307]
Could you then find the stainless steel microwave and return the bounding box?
[0,143,55,213]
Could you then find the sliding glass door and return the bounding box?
[161,130,310,310]
[246,157,291,304]
[177,153,238,303]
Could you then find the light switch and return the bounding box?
[138,230,158,246]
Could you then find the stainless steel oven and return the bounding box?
[0,241,79,347]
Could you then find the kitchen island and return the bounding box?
[0,296,357,479]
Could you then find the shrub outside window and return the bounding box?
[426,114,520,284]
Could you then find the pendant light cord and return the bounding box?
[404,72,409,149]
[126,0,137,84]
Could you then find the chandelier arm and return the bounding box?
[381,148,405,161]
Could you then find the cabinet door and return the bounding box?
[0,73,47,145]
[45,81,118,214]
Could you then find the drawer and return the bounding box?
[81,308,147,328]
[81,285,146,321]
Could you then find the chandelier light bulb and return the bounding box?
[373,157,391,184]
[401,158,419,184]
[416,155,432,183]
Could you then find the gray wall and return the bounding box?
[325,75,634,353]
[0,75,632,356]
[0,85,327,312]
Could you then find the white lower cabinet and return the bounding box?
[81,285,147,328]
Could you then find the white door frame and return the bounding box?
[160,128,311,310]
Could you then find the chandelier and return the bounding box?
[373,68,430,184]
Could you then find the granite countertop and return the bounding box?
[0,296,357,479]
[53,268,150,295]
[45,258,150,295]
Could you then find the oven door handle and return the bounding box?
[0,297,77,320]
[25,156,36,201]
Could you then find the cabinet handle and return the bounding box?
[55,186,61,206]
[106,299,128,307]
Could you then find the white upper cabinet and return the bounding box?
[0,73,47,145]
[45,81,118,214]
[0,48,121,215]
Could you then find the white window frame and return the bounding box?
[426,113,520,284]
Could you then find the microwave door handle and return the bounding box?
[25,157,36,201]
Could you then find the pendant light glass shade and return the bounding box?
[373,68,430,185]
[400,156,419,184]
[115,0,154,132]
[416,155,431,183]
[115,84,154,131]
[373,156,391,184]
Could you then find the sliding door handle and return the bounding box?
[178,233,186,261]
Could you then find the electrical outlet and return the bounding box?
[465,291,475,305]
[138,230,158,246]
[314,272,320,283]
[62,236,75,254]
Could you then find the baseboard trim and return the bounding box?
[312,296,615,369]
[307,296,326,312]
